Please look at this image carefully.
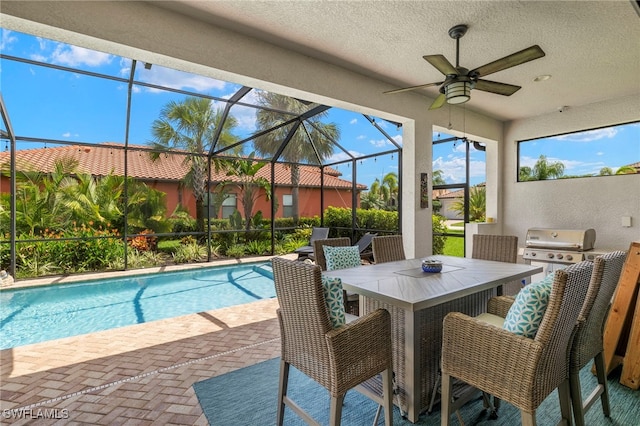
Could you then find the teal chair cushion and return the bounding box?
[321,276,346,328]
[323,245,361,271]
[503,273,554,338]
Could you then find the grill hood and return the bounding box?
[525,228,596,251]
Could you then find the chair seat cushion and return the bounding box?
[502,273,554,338]
[476,312,505,328]
[323,245,361,271]
[321,276,346,328]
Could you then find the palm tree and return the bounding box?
[1,158,78,235]
[253,92,339,224]
[149,96,239,234]
[519,155,565,181]
[382,172,398,208]
[58,171,124,229]
[451,186,486,222]
[219,152,272,231]
[433,169,446,186]
[360,180,386,210]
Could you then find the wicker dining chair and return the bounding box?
[313,237,352,271]
[472,234,519,295]
[372,235,406,264]
[440,260,594,426]
[272,257,394,426]
[427,234,519,414]
[569,251,626,426]
[313,237,360,316]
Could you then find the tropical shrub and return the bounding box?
[225,244,247,258]
[245,240,271,255]
[323,206,399,236]
[172,242,207,263]
[12,225,125,277]
[432,214,448,255]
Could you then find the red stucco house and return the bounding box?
[0,144,365,220]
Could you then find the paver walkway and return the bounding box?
[0,298,281,425]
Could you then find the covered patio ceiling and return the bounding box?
[150,0,640,122]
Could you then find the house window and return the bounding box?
[517,121,639,182]
[282,194,293,218]
[221,194,237,219]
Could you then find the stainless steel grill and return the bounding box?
[522,228,596,264]
[521,227,602,282]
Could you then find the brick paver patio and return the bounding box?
[0,297,281,425]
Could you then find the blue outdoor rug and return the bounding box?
[193,357,639,425]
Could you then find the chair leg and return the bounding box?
[569,369,585,426]
[440,373,453,426]
[428,371,441,414]
[521,410,537,426]
[558,379,573,426]
[382,368,393,426]
[329,394,345,426]
[594,352,611,417]
[277,360,290,426]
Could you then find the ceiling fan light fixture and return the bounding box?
[445,81,474,104]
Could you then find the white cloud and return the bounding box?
[0,29,17,51]
[596,151,604,156]
[62,132,79,138]
[29,54,47,63]
[229,104,258,133]
[356,134,366,140]
[432,155,486,183]
[370,138,389,148]
[328,150,363,163]
[369,135,402,148]
[553,127,617,142]
[350,118,358,125]
[50,44,113,67]
[139,66,227,92]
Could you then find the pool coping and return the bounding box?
[0,253,297,291]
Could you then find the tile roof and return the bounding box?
[0,144,365,190]
[436,183,485,199]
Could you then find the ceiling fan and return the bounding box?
[385,24,545,110]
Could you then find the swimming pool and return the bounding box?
[0,262,275,350]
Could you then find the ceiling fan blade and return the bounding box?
[471,45,545,78]
[384,81,443,95]
[423,55,458,76]
[428,93,447,110]
[474,79,521,96]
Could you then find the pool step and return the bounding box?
[252,264,274,280]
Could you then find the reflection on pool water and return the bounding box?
[0,262,275,349]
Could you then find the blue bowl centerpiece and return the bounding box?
[421,259,443,273]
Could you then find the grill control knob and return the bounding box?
[547,253,554,259]
[530,251,536,257]
[566,254,573,261]
[557,254,564,260]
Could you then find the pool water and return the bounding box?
[0,262,275,350]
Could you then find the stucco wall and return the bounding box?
[502,95,640,250]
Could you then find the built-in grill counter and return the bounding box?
[522,228,597,282]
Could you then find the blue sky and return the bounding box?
[1,28,638,189]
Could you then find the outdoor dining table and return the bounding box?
[322,255,543,423]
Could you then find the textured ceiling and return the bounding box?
[152,0,640,121]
